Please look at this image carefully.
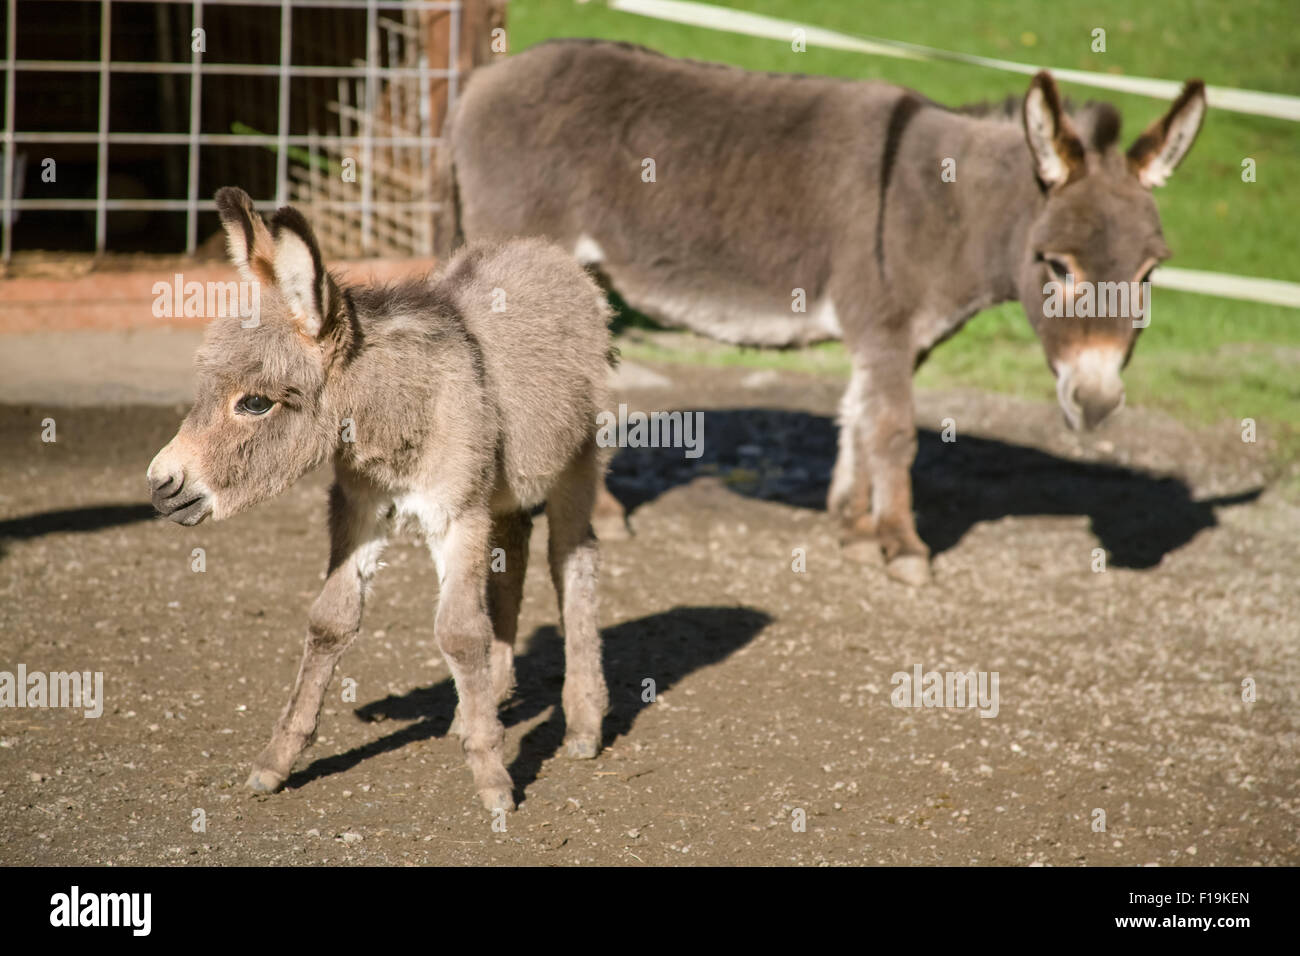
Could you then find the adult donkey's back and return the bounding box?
[444,40,1206,585]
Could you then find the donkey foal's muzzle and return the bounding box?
[147,462,213,526]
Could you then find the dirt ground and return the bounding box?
[0,352,1296,866]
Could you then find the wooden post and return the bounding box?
[425,0,507,136]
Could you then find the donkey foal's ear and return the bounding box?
[1126,79,1207,189]
[214,187,275,285]
[269,206,331,338]
[1022,71,1086,188]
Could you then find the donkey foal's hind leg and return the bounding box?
[487,510,532,704]
[436,512,516,812]
[449,508,531,738]
[548,441,609,759]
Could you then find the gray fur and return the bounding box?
[446,40,1206,584]
[148,187,613,810]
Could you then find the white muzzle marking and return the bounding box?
[1055,345,1126,431]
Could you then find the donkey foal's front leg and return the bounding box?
[248,480,387,792]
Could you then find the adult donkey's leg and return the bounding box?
[435,509,516,811]
[582,262,630,542]
[547,440,608,759]
[247,476,389,792]
[865,345,929,585]
[591,481,629,541]
[835,330,930,586]
[828,362,880,566]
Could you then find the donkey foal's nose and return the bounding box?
[148,468,181,497]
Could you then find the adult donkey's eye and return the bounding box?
[1038,254,1070,281]
[236,395,275,416]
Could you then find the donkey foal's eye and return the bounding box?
[236,395,275,415]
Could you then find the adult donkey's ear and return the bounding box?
[1022,71,1086,188]
[214,187,275,285]
[1126,79,1206,188]
[269,206,335,338]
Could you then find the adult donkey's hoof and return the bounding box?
[479,787,516,813]
[841,537,884,566]
[563,734,601,759]
[246,768,286,793]
[886,554,931,587]
[593,511,631,542]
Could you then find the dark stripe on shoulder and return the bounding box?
[438,292,498,489]
[438,294,487,391]
[875,93,926,277]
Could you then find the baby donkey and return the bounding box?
[148,187,614,811]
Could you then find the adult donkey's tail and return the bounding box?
[433,99,463,263]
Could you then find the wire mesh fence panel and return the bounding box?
[0,0,495,262]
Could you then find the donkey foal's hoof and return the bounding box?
[563,734,601,759]
[886,554,931,587]
[246,768,286,793]
[479,787,516,813]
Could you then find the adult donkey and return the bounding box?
[442,40,1206,585]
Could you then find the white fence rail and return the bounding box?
[611,0,1300,121]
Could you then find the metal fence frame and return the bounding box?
[0,0,461,260]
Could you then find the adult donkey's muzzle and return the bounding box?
[1055,344,1126,431]
[147,442,214,525]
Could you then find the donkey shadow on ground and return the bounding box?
[285,605,772,803]
[606,408,1261,570]
[0,503,157,561]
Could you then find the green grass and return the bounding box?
[508,0,1300,473]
